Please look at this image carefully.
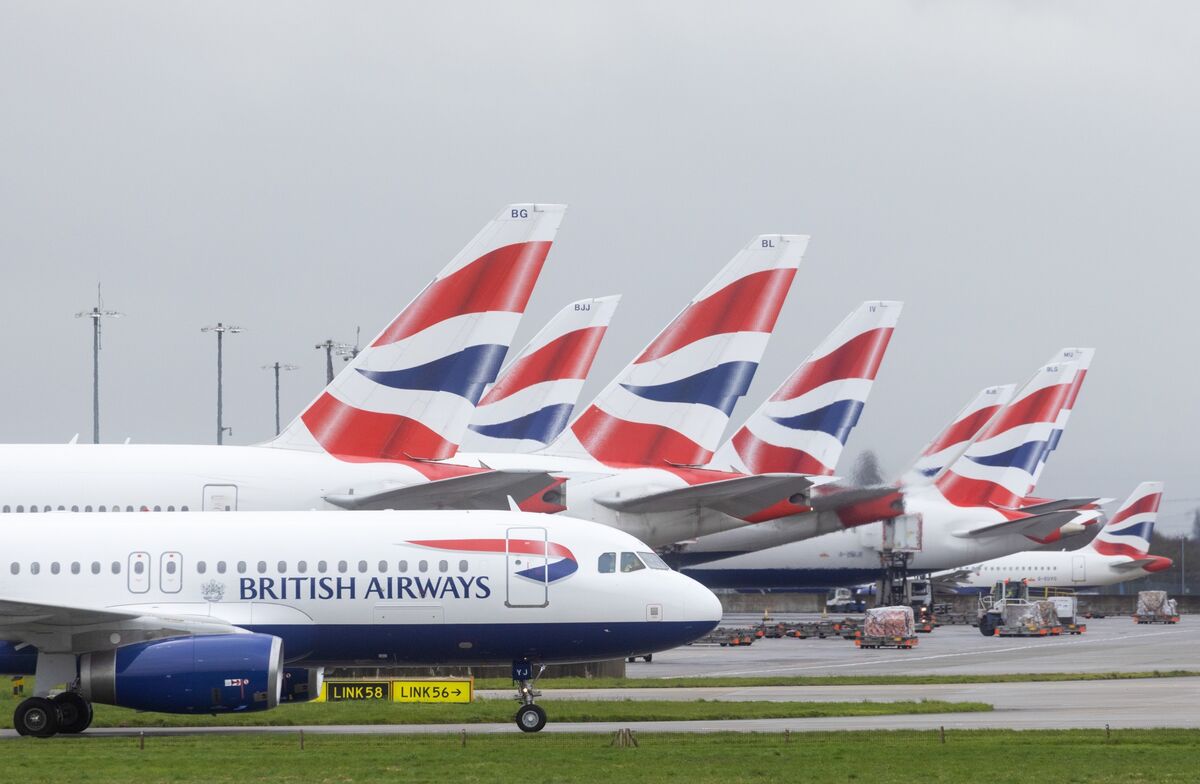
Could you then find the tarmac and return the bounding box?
[3,618,1196,738]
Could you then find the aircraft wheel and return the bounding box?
[14,697,61,738]
[515,704,547,733]
[53,692,93,733]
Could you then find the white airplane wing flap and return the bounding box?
[1111,558,1158,572]
[325,469,557,511]
[595,473,825,516]
[0,598,247,653]
[960,509,1100,540]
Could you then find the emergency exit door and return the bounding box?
[203,484,238,511]
[506,527,549,608]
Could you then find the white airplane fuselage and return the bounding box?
[0,509,721,669]
[680,486,1094,589]
[936,548,1162,593]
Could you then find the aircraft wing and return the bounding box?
[325,470,557,511]
[806,484,901,513]
[1000,497,1110,515]
[958,509,1102,540]
[0,598,247,653]
[594,473,829,516]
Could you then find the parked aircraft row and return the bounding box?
[0,202,1169,737]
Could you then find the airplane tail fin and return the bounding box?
[935,361,1078,508]
[269,203,565,460]
[1028,347,1094,486]
[543,234,806,466]
[900,384,1017,486]
[1090,481,1163,558]
[462,295,621,452]
[709,300,902,475]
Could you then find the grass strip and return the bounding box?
[3,729,1199,783]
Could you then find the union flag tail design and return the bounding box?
[270,204,566,460]
[901,384,1017,486]
[1090,482,1163,558]
[935,361,1078,509]
[709,300,902,475]
[1028,347,1094,486]
[462,295,621,452]
[544,235,807,467]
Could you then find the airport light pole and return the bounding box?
[315,338,357,384]
[261,362,299,435]
[74,287,123,444]
[201,323,244,444]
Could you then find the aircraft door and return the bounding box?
[1071,555,1086,583]
[506,527,549,608]
[203,484,238,511]
[128,552,150,593]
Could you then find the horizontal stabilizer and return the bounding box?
[1111,558,1160,572]
[958,509,1102,540]
[324,469,557,511]
[595,473,828,517]
[1001,497,1108,515]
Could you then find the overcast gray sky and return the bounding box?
[2,2,1198,532]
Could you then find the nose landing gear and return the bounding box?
[512,659,547,733]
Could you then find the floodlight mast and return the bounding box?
[261,362,299,436]
[74,285,123,444]
[315,337,357,384]
[201,323,245,445]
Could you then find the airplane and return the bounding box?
[679,360,1104,588]
[462,295,621,453]
[0,508,722,736]
[0,204,567,514]
[933,482,1172,592]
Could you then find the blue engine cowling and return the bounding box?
[80,634,283,714]
[281,666,324,703]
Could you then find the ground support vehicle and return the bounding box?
[1134,591,1180,624]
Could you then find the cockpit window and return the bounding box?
[598,552,615,573]
[638,551,670,570]
[620,552,645,573]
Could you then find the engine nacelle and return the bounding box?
[80,633,283,714]
[281,666,324,703]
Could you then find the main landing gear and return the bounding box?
[13,692,93,738]
[512,660,547,733]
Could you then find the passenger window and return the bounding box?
[70,506,78,512]
[181,505,189,512]
[50,562,60,575]
[165,561,176,575]
[9,563,18,575]
[297,561,308,574]
[197,561,206,574]
[153,506,161,512]
[98,506,106,513]
[418,560,428,573]
[217,561,227,574]
[459,560,468,573]
[15,506,23,513]
[257,561,267,574]
[357,560,368,573]
[134,561,145,575]
[378,560,388,573]
[30,562,39,575]
[399,560,408,573]
[237,561,247,574]
[318,560,328,574]
[338,561,348,574]
[91,562,101,575]
[83,506,91,513]
[1,505,8,513]
[638,552,670,570]
[620,552,645,573]
[126,506,134,512]
[30,506,38,514]
[57,506,65,511]
[439,560,448,573]
[112,561,121,574]
[277,561,287,573]
[71,562,81,575]
[598,552,615,573]
[43,506,50,512]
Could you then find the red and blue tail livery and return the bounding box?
[1090,482,1162,559]
[464,295,621,453]
[271,204,566,461]
[547,235,806,467]
[901,384,1017,485]
[710,301,901,476]
[935,361,1079,509]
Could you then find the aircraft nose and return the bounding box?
[683,573,723,629]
